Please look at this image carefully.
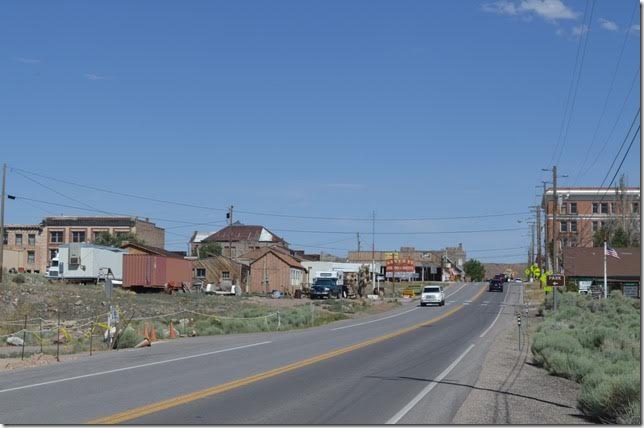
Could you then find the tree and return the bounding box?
[94,232,143,247]
[197,243,223,258]
[463,259,485,282]
[610,226,630,248]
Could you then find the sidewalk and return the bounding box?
[452,287,591,425]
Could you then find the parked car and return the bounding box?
[309,278,341,299]
[489,279,504,292]
[514,278,523,283]
[420,285,445,306]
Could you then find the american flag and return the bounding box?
[605,245,620,259]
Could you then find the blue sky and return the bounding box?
[1,0,640,261]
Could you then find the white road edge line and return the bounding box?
[330,308,418,331]
[480,284,513,338]
[0,341,271,394]
[386,343,476,424]
[331,283,471,331]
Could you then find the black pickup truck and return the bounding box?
[309,278,342,299]
[489,279,504,292]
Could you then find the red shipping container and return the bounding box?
[123,254,192,289]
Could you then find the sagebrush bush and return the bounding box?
[532,292,640,424]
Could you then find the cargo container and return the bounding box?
[123,254,192,291]
[57,243,126,284]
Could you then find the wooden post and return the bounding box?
[39,318,43,354]
[21,315,27,360]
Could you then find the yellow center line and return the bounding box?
[89,284,487,424]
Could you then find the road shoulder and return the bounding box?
[451,288,591,425]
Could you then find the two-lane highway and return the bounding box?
[0,282,520,424]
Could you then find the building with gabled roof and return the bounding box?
[248,247,307,294]
[200,222,287,258]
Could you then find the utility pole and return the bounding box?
[535,206,541,268]
[371,211,376,293]
[530,222,535,265]
[356,232,361,252]
[552,166,558,273]
[540,181,549,272]
[227,205,234,258]
[0,163,6,284]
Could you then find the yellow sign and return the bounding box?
[544,286,553,292]
[385,252,399,261]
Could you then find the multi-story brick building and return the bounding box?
[542,187,640,271]
[2,224,45,273]
[41,216,165,268]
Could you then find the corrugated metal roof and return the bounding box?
[204,224,285,244]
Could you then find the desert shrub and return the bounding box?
[13,274,25,284]
[116,326,142,349]
[532,291,640,423]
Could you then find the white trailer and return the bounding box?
[57,243,126,284]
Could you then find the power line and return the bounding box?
[555,0,597,165]
[269,227,524,236]
[598,125,640,204]
[573,1,638,181]
[596,112,640,192]
[579,71,640,179]
[551,0,595,164]
[10,166,529,223]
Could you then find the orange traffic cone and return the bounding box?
[150,327,157,342]
[169,321,177,339]
[143,323,149,340]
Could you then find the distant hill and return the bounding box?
[482,262,528,279]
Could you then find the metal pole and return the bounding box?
[39,318,43,354]
[56,311,61,362]
[552,166,558,273]
[0,163,6,284]
[21,315,27,360]
[89,319,94,356]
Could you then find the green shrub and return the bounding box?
[116,326,142,349]
[13,274,25,284]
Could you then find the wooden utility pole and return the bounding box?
[371,211,375,292]
[0,163,6,284]
[227,205,234,258]
[356,232,361,252]
[552,166,558,273]
[541,181,549,271]
[535,206,541,268]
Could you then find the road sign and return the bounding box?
[547,274,565,287]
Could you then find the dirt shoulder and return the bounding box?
[452,285,591,424]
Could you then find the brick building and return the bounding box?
[542,187,640,270]
[200,223,287,258]
[41,216,165,269]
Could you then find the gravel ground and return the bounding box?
[452,302,592,424]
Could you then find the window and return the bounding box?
[2,232,6,245]
[50,249,58,260]
[196,268,206,278]
[569,202,577,214]
[570,221,577,233]
[610,202,617,214]
[15,234,22,246]
[592,221,599,232]
[27,251,35,264]
[633,202,640,214]
[222,271,230,279]
[115,231,128,238]
[560,221,568,232]
[72,231,86,243]
[560,204,567,214]
[50,231,64,243]
[592,203,599,214]
[28,234,36,246]
[601,203,609,214]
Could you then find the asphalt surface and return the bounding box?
[0,282,519,424]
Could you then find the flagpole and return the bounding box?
[603,240,608,299]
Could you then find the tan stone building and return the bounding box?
[2,224,45,273]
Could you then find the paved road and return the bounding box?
[0,282,521,424]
